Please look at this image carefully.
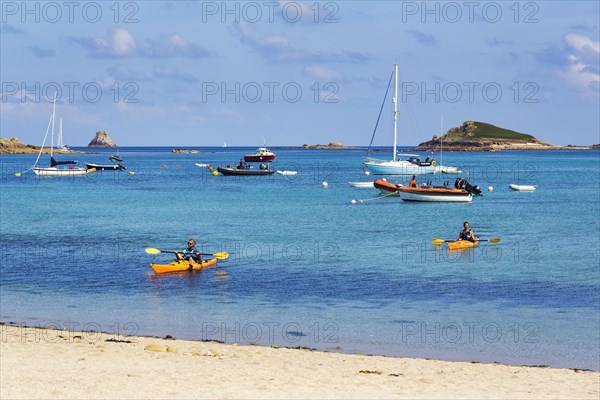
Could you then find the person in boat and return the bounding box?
[409,176,418,188]
[236,159,247,169]
[176,239,203,266]
[457,222,479,243]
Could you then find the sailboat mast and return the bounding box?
[440,114,443,167]
[392,62,398,162]
[50,94,56,158]
[58,117,63,149]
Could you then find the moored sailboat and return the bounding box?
[363,63,435,175]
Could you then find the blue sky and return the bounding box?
[1,1,599,146]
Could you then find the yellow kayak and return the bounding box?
[150,258,217,274]
[447,240,479,250]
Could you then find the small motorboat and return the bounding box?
[109,155,123,162]
[348,181,375,188]
[244,147,276,162]
[276,170,298,176]
[85,163,126,171]
[217,166,274,176]
[375,178,481,202]
[509,184,536,191]
[195,163,209,168]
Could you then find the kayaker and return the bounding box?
[409,176,418,188]
[176,239,203,266]
[457,222,479,242]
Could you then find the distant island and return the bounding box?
[302,142,358,149]
[0,137,86,154]
[417,121,594,152]
[88,131,117,147]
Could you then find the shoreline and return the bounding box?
[1,324,598,399]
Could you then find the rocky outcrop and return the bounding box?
[88,131,117,147]
[0,137,85,154]
[172,149,199,154]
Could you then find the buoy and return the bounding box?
[382,178,387,182]
[359,200,364,204]
[351,199,357,204]
[161,164,166,168]
[322,181,328,188]
[15,173,21,177]
[129,171,135,175]
[212,171,218,176]
[488,186,493,192]
[364,171,371,175]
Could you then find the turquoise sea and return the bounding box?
[1,147,599,370]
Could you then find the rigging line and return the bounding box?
[366,70,394,154]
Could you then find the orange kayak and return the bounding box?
[447,240,479,250]
[150,258,217,274]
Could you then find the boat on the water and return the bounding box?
[195,163,209,168]
[244,147,276,162]
[374,178,481,202]
[217,166,274,176]
[150,258,217,274]
[348,181,375,188]
[447,240,479,250]
[510,184,536,191]
[363,63,435,175]
[276,170,298,176]
[31,95,91,177]
[85,163,126,171]
[109,155,123,162]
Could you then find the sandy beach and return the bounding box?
[1,324,598,399]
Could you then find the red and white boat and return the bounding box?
[244,147,276,162]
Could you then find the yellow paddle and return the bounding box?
[145,247,229,260]
[432,238,501,245]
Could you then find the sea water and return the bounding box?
[1,148,598,370]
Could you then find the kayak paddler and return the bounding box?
[176,239,203,267]
[457,221,479,243]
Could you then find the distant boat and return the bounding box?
[223,142,227,147]
[276,170,298,176]
[56,117,69,150]
[109,155,123,162]
[32,95,92,177]
[195,163,209,168]
[244,147,276,162]
[433,115,462,174]
[348,181,374,188]
[509,184,536,191]
[363,63,435,176]
[85,163,126,171]
[217,166,274,176]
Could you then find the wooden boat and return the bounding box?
[85,163,126,171]
[217,166,274,176]
[447,240,479,250]
[348,181,375,188]
[509,184,536,191]
[150,258,217,274]
[244,147,276,162]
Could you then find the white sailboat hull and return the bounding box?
[33,167,91,176]
[434,165,462,174]
[509,184,536,191]
[348,181,374,188]
[364,159,435,175]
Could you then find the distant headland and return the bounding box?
[0,137,87,154]
[301,142,358,149]
[417,121,594,152]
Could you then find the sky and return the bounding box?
[1,1,599,146]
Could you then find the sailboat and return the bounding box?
[363,63,435,175]
[56,118,69,150]
[32,95,93,176]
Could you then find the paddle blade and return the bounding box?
[487,238,502,243]
[213,252,229,260]
[431,238,445,245]
[145,247,162,254]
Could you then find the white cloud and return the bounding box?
[303,65,342,81]
[69,28,137,58]
[563,33,600,95]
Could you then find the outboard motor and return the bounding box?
[464,181,482,196]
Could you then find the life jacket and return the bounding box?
[460,229,473,240]
[182,247,199,260]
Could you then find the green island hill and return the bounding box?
[417,121,594,152]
